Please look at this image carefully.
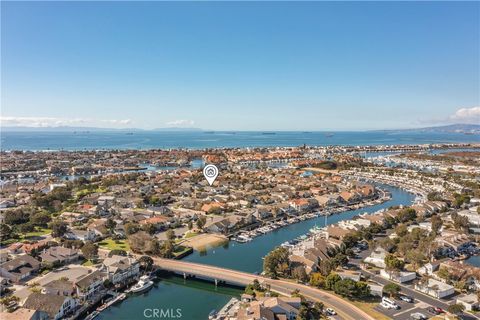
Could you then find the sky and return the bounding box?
[1,1,479,131]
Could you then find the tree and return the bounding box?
[325,273,341,290]
[447,303,465,315]
[355,281,371,298]
[292,266,308,282]
[383,283,401,297]
[263,247,290,278]
[138,255,154,271]
[395,224,408,237]
[166,229,175,241]
[105,218,116,231]
[0,224,12,239]
[50,220,68,238]
[309,273,325,288]
[431,215,443,234]
[81,241,98,260]
[384,254,405,271]
[334,278,357,298]
[159,240,174,258]
[196,216,207,229]
[124,222,140,235]
[31,212,51,227]
[397,208,417,223]
[318,259,334,276]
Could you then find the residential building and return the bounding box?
[414,278,455,298]
[0,255,40,283]
[23,293,77,320]
[102,255,140,285]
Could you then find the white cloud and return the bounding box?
[0,116,133,128]
[101,119,132,125]
[448,106,480,124]
[165,119,195,127]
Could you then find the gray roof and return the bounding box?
[23,293,67,319]
[75,270,105,289]
[0,255,40,276]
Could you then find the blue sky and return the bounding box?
[1,1,479,130]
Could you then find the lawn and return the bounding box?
[184,231,199,239]
[349,299,391,320]
[18,227,52,241]
[98,238,130,251]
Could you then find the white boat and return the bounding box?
[130,275,154,293]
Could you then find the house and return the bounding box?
[237,297,301,320]
[42,279,76,296]
[103,255,140,285]
[417,262,440,276]
[0,308,49,320]
[0,255,40,283]
[74,270,106,302]
[64,229,97,242]
[364,247,387,268]
[414,278,455,298]
[380,269,416,283]
[39,246,80,266]
[23,293,77,320]
[457,293,479,311]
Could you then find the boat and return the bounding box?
[130,275,154,293]
[208,310,218,319]
[84,311,99,320]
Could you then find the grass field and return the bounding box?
[98,238,130,251]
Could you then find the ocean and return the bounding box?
[1,130,478,151]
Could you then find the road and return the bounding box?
[350,245,480,320]
[152,257,375,320]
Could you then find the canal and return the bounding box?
[98,183,415,320]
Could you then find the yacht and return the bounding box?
[130,275,154,293]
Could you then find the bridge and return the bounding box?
[151,257,374,320]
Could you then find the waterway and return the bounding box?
[98,183,415,320]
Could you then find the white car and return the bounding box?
[325,308,337,316]
[410,312,427,320]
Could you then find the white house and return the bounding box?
[23,293,77,320]
[74,270,106,302]
[364,247,387,268]
[457,293,479,311]
[380,269,416,283]
[103,255,140,285]
[417,262,439,276]
[415,278,454,298]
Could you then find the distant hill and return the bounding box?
[379,124,480,134]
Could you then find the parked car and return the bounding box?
[427,306,440,315]
[434,307,444,314]
[399,295,414,303]
[410,312,427,320]
[325,308,337,316]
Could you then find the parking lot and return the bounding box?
[373,297,448,320]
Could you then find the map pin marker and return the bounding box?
[203,164,219,186]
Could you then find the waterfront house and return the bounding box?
[23,293,77,320]
[102,255,140,285]
[0,308,49,320]
[74,270,106,302]
[42,279,76,297]
[0,254,40,283]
